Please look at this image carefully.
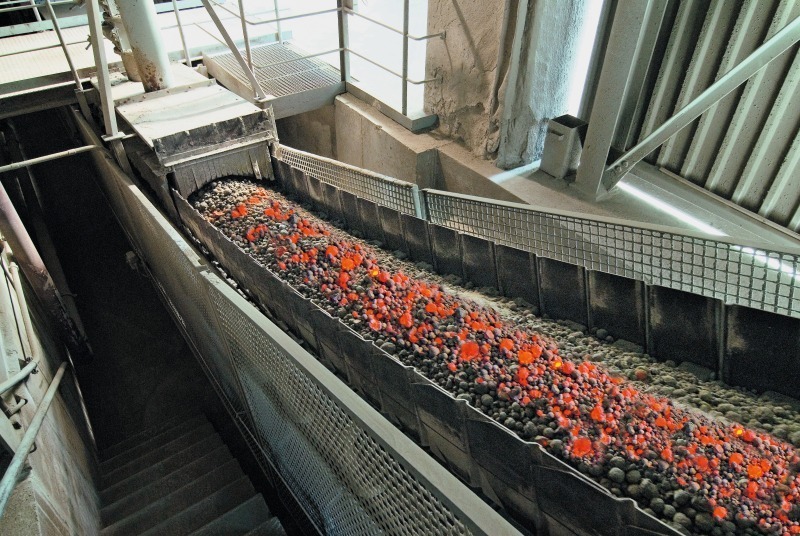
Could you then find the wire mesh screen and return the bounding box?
[425,190,800,318]
[88,143,495,535]
[205,277,472,536]
[277,145,421,216]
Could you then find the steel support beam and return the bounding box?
[86,0,119,137]
[116,0,175,91]
[599,13,800,195]
[575,0,653,197]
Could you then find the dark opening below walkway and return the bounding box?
[10,110,218,451]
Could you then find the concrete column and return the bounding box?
[424,1,512,159]
[495,0,587,169]
[116,0,175,92]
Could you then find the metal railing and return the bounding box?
[73,108,518,536]
[197,0,443,117]
[274,143,800,320]
[0,362,68,517]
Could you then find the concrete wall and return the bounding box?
[277,94,524,203]
[334,95,447,189]
[276,104,336,159]
[424,1,512,160]
[0,282,99,536]
[496,0,587,168]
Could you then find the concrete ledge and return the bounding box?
[334,94,449,188]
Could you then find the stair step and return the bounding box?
[140,477,257,536]
[100,458,245,536]
[246,517,287,536]
[101,410,203,460]
[100,433,224,504]
[101,444,234,525]
[101,423,216,489]
[189,494,271,535]
[100,414,208,471]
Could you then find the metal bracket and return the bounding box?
[74,89,93,123]
[104,135,134,177]
[5,398,26,416]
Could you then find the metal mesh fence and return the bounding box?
[277,144,422,217]
[424,190,800,318]
[86,138,503,535]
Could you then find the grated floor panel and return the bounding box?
[204,42,343,116]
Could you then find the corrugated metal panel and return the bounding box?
[625,0,800,231]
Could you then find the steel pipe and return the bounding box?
[0,145,97,175]
[0,361,38,397]
[272,0,282,41]
[43,0,82,91]
[0,0,70,14]
[347,49,436,84]
[343,7,445,41]
[0,39,83,59]
[0,361,67,518]
[171,0,192,65]
[401,0,409,116]
[8,262,36,361]
[0,182,88,361]
[601,13,800,193]
[116,0,175,92]
[86,0,119,136]
[238,0,253,68]
[209,1,338,27]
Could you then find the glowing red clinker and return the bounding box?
[199,182,800,533]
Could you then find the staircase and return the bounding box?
[98,412,284,535]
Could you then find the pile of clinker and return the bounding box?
[191,179,800,535]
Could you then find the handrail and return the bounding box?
[343,7,445,41]
[346,48,436,85]
[171,0,192,65]
[210,1,339,27]
[0,361,68,517]
[0,145,99,175]
[0,0,70,14]
[44,0,82,92]
[0,361,38,397]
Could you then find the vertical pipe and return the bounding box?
[116,0,175,92]
[7,262,36,361]
[273,0,282,42]
[238,0,252,68]
[0,183,86,360]
[44,0,82,91]
[336,0,351,83]
[29,0,42,22]
[171,0,192,65]
[86,0,118,137]
[401,0,409,116]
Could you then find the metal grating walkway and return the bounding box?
[204,42,345,119]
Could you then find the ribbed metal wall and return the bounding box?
[623,0,800,231]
